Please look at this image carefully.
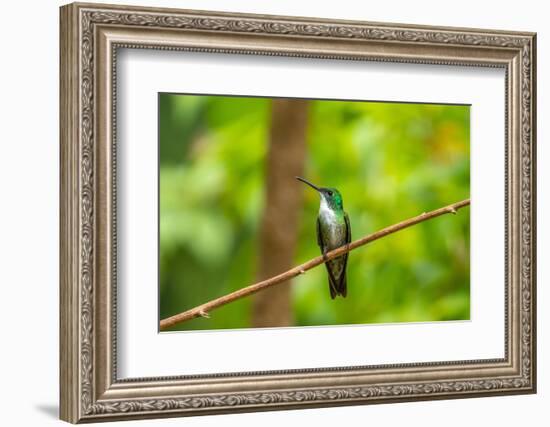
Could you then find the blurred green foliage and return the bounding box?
[159,94,470,331]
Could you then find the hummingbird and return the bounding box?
[296,177,351,299]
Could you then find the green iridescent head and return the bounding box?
[321,187,343,210]
[296,177,344,211]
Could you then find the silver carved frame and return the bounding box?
[59,2,537,423]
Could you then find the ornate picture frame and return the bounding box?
[60,2,536,423]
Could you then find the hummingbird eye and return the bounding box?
[327,191,333,196]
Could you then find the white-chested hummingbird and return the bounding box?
[296,177,351,299]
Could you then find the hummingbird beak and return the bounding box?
[296,176,321,192]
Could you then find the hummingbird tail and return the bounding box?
[339,274,347,298]
[329,279,337,299]
[326,267,347,299]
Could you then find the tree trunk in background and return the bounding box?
[252,99,309,328]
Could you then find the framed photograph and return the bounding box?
[60,2,536,423]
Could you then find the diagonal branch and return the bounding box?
[160,198,470,331]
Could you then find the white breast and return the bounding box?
[319,197,336,221]
[319,197,343,249]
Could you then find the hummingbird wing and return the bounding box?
[345,212,351,245]
[316,216,323,247]
[317,217,339,299]
[337,212,352,298]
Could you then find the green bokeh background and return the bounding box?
[159,94,470,331]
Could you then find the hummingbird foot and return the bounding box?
[198,309,210,319]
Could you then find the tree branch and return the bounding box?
[160,198,470,331]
